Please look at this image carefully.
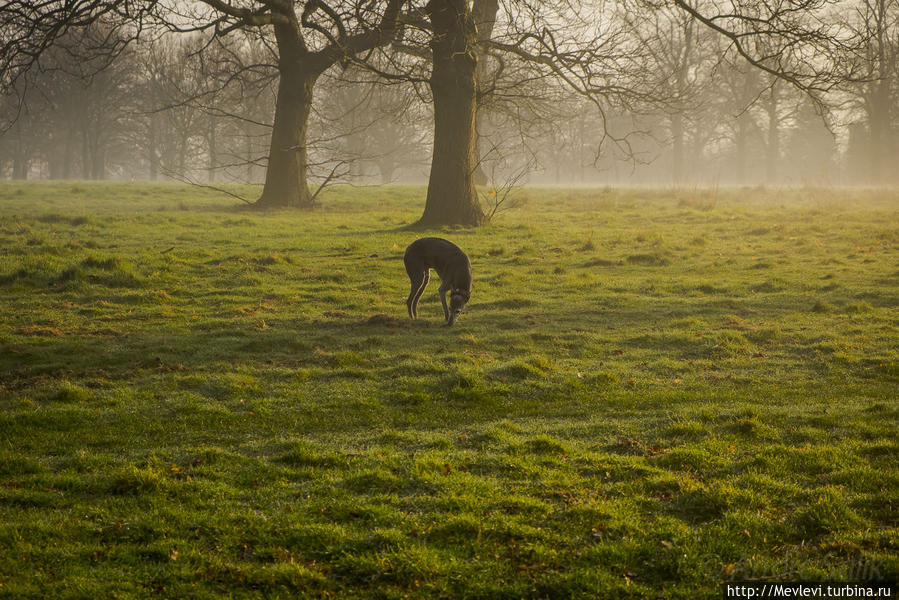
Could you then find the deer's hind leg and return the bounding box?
[405,256,430,319]
[407,270,429,319]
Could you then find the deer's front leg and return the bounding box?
[439,283,449,321]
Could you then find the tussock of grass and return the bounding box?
[793,488,865,537]
[478,297,537,310]
[583,257,618,267]
[45,381,93,403]
[846,300,874,313]
[36,213,91,226]
[626,252,671,266]
[697,282,728,294]
[678,194,718,211]
[106,464,166,495]
[812,300,836,313]
[671,483,730,523]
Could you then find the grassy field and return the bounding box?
[0,181,896,599]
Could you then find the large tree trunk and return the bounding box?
[671,23,692,185]
[251,0,400,207]
[48,132,64,179]
[417,0,484,227]
[672,113,685,184]
[735,114,749,184]
[80,126,91,179]
[12,120,28,180]
[765,83,780,184]
[148,114,159,181]
[91,144,105,180]
[62,127,74,179]
[868,81,890,183]
[471,0,499,187]
[257,57,315,208]
[207,115,217,183]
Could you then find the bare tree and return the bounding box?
[315,67,429,184]
[667,0,858,99]
[0,0,875,194]
[472,0,500,186]
[841,0,898,182]
[416,0,484,225]
[0,22,140,180]
[143,37,209,178]
[385,0,662,225]
[787,96,838,183]
[621,0,721,183]
[0,0,406,206]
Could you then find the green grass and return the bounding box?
[0,181,897,598]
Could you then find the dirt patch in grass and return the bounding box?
[363,313,412,328]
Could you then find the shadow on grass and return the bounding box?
[0,311,453,386]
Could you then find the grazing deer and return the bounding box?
[404,238,472,325]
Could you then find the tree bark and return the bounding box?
[735,114,749,183]
[471,0,499,187]
[672,113,685,184]
[80,126,91,179]
[671,20,692,185]
[12,120,28,180]
[256,14,316,210]
[417,0,484,226]
[765,83,779,184]
[91,143,106,180]
[207,115,217,183]
[251,0,401,208]
[256,63,315,208]
[148,113,159,181]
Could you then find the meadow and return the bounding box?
[0,182,896,599]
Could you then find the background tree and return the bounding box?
[471,0,500,186]
[0,0,884,191]
[0,0,406,207]
[622,0,720,183]
[416,0,483,225]
[316,67,430,184]
[841,0,899,183]
[787,97,839,183]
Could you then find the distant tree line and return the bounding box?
[0,27,431,187]
[0,0,896,224]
